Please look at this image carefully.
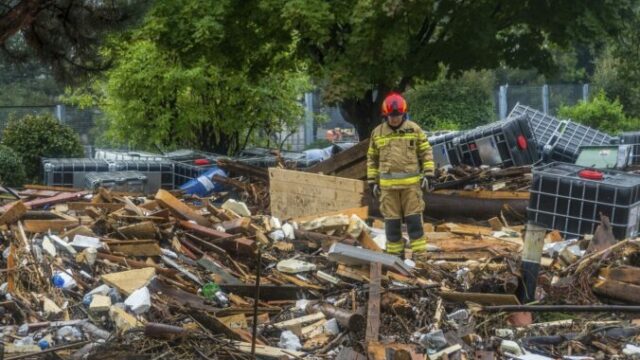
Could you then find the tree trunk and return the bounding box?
[339,86,390,140]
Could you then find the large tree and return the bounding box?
[0,0,149,82]
[270,0,633,137]
[68,0,311,154]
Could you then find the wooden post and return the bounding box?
[365,262,382,343]
[517,223,546,303]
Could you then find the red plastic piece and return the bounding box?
[194,159,210,166]
[517,135,528,150]
[578,169,604,181]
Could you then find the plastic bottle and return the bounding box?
[51,271,77,290]
[201,282,229,307]
[38,338,50,350]
[179,166,227,197]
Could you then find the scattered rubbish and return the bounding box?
[124,286,151,314]
[276,258,317,273]
[278,330,302,351]
[0,121,636,359]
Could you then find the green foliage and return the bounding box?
[1,113,84,181]
[274,0,632,135]
[68,0,312,154]
[406,69,496,131]
[557,90,637,134]
[0,145,26,187]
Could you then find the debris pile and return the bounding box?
[0,183,638,359]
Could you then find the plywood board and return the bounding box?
[269,168,365,219]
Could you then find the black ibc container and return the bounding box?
[456,114,539,168]
[528,162,640,240]
[85,171,147,193]
[428,131,461,168]
[551,121,613,163]
[508,103,562,158]
[164,150,221,188]
[43,158,110,188]
[109,160,175,192]
[620,131,640,165]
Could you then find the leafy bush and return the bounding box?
[406,69,496,131]
[557,90,638,134]
[0,145,26,187]
[2,113,84,181]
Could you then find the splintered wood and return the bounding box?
[366,262,382,343]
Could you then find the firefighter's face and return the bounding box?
[388,114,403,127]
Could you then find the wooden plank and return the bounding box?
[365,262,382,343]
[117,221,157,239]
[600,266,640,286]
[155,189,211,226]
[220,284,315,301]
[335,159,367,180]
[106,240,163,257]
[294,206,368,223]
[24,184,84,192]
[67,202,125,212]
[179,220,232,239]
[440,291,520,306]
[269,168,365,219]
[593,278,640,304]
[231,341,305,358]
[359,230,382,252]
[101,268,156,296]
[0,201,27,225]
[13,191,90,210]
[433,189,530,200]
[307,139,368,176]
[273,312,325,329]
[23,219,79,233]
[488,217,504,231]
[97,253,177,277]
[436,223,493,236]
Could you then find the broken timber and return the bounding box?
[269,168,366,219]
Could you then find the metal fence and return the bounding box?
[0,92,355,153]
[496,83,589,119]
[0,105,98,145]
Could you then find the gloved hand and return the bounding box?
[368,182,381,198]
[421,174,435,192]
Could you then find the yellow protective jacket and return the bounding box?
[366,120,434,188]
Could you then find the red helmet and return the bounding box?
[381,93,408,116]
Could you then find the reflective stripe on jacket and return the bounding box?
[366,120,434,188]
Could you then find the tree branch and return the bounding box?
[0,0,51,44]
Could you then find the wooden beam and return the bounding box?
[104,240,162,257]
[0,201,27,225]
[306,139,368,178]
[432,189,530,200]
[23,220,78,233]
[294,206,368,223]
[15,191,90,210]
[593,278,640,304]
[440,291,520,306]
[600,266,640,286]
[365,262,382,343]
[155,189,211,226]
[117,221,157,239]
[67,202,125,212]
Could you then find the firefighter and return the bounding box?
[366,93,435,256]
